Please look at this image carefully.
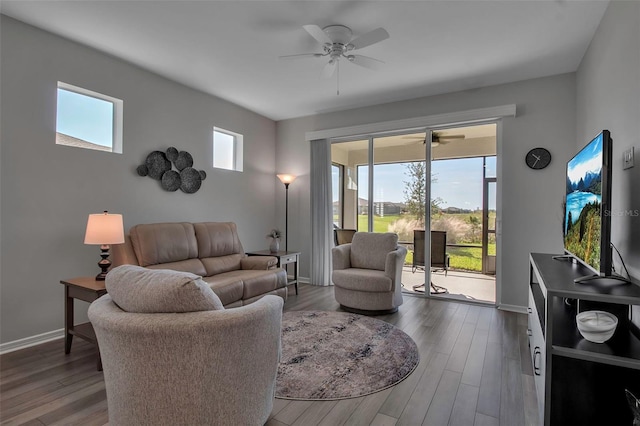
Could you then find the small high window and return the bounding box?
[213,127,243,171]
[56,82,123,153]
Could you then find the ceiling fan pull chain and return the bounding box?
[337,60,340,96]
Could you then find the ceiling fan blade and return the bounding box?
[303,24,332,45]
[279,53,324,60]
[350,27,389,50]
[402,139,426,145]
[349,55,385,70]
[321,60,337,79]
[437,134,465,140]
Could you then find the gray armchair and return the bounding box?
[88,265,283,426]
[332,232,407,314]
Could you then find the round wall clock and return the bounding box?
[525,148,552,170]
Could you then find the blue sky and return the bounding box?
[56,88,113,147]
[567,132,602,185]
[333,156,496,210]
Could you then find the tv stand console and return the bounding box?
[528,253,640,425]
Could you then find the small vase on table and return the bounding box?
[266,228,281,253]
[269,238,280,253]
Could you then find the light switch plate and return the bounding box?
[623,147,634,170]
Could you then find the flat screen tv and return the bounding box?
[563,130,612,278]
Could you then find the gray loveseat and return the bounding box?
[111,221,287,307]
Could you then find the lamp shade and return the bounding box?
[277,174,297,185]
[84,212,125,245]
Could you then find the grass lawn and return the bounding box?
[405,244,495,272]
[357,215,400,233]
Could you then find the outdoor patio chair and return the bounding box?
[334,228,357,246]
[411,230,449,294]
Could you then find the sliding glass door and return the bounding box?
[331,133,428,233]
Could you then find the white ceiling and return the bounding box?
[1,1,609,121]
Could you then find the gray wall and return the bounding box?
[576,0,640,281]
[277,73,577,308]
[0,17,278,344]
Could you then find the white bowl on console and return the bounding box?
[576,310,618,343]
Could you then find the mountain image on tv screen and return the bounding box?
[564,133,603,271]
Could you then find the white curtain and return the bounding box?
[310,138,333,286]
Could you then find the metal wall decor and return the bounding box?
[137,147,206,193]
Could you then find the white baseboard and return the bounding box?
[498,304,528,314]
[0,328,64,355]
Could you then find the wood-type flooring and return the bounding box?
[0,284,539,425]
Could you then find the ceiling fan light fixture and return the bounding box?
[284,24,390,95]
[323,25,353,45]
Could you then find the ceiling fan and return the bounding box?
[280,24,390,81]
[403,132,466,147]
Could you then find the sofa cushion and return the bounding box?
[201,273,245,306]
[146,258,207,276]
[194,222,244,258]
[350,232,398,271]
[200,254,243,276]
[240,269,287,300]
[130,222,199,267]
[202,268,286,305]
[332,268,392,292]
[105,265,224,313]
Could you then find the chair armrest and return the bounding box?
[241,256,278,270]
[385,246,408,281]
[332,244,352,270]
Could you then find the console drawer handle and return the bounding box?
[528,307,532,314]
[533,347,541,376]
[527,328,532,336]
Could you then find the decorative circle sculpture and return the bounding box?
[175,151,194,171]
[166,147,179,162]
[145,151,171,180]
[180,167,202,193]
[161,170,181,192]
[136,165,148,176]
[138,148,204,194]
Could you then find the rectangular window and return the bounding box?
[213,127,243,171]
[56,82,123,153]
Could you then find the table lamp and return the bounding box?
[277,174,296,251]
[84,211,124,280]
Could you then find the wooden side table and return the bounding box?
[60,277,107,370]
[246,250,300,295]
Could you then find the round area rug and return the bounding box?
[276,310,419,401]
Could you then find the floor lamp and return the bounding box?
[277,174,296,251]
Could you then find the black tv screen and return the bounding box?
[563,130,612,275]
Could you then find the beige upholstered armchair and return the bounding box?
[332,232,407,314]
[88,265,283,426]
